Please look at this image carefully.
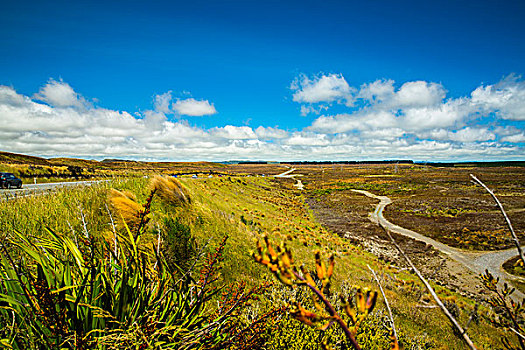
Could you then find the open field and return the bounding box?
[296,163,525,251]
[0,151,287,184]
[0,156,523,348]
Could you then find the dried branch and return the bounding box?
[384,228,478,350]
[105,203,118,262]
[464,303,478,332]
[511,327,525,341]
[253,238,374,350]
[470,174,525,266]
[367,265,398,341]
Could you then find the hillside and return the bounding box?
[0,167,516,349]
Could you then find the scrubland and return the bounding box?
[0,161,523,349]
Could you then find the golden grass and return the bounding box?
[108,188,145,230]
[150,175,191,206]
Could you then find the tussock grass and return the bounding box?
[0,174,514,349]
[150,175,191,206]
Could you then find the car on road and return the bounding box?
[0,173,22,189]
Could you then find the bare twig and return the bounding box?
[384,228,478,350]
[174,237,214,286]
[489,273,525,350]
[464,303,478,332]
[105,203,118,256]
[67,220,78,248]
[470,174,525,266]
[79,207,89,238]
[511,327,525,341]
[416,304,439,309]
[367,264,397,340]
[154,223,162,270]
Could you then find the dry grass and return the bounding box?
[150,175,191,206]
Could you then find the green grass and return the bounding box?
[0,175,515,349]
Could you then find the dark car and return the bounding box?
[0,173,22,189]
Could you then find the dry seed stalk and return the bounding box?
[367,264,399,349]
[470,174,525,267]
[383,228,478,350]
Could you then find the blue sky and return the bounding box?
[0,0,524,161]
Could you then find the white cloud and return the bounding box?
[426,127,495,142]
[401,100,470,131]
[33,78,86,108]
[299,104,329,116]
[494,126,521,136]
[154,91,172,114]
[309,110,398,134]
[393,81,446,108]
[449,127,495,142]
[0,76,524,162]
[360,128,406,140]
[291,73,355,106]
[211,125,257,140]
[255,126,289,139]
[172,98,217,116]
[501,133,525,143]
[358,79,395,103]
[286,132,329,146]
[471,74,525,120]
[0,85,28,106]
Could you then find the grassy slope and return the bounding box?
[178,176,505,349]
[0,174,509,349]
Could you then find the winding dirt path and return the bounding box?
[352,189,525,300]
[274,168,304,189]
[274,168,524,299]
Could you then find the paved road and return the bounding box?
[0,180,107,200]
[352,189,525,300]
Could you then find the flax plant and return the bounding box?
[481,270,525,350]
[0,176,278,349]
[253,236,392,350]
[0,216,223,348]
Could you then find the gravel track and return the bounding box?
[275,168,524,300]
[353,189,525,301]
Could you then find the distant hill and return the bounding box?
[0,151,225,171]
[0,151,52,166]
[425,161,525,167]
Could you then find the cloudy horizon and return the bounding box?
[1,73,524,162]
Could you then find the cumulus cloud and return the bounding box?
[154,91,172,114]
[286,132,329,146]
[291,73,355,107]
[358,79,395,103]
[297,73,524,159]
[0,75,524,162]
[300,104,329,116]
[470,74,525,120]
[33,78,87,108]
[255,126,289,140]
[211,125,257,140]
[501,133,525,143]
[172,98,217,116]
[309,110,397,134]
[393,81,446,108]
[425,127,496,142]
